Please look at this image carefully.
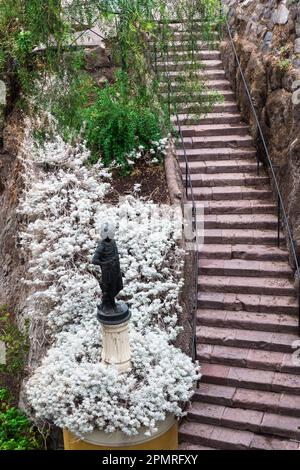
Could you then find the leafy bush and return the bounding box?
[0,388,41,450]
[83,71,168,167]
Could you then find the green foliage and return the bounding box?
[0,387,42,450]
[0,306,29,376]
[83,71,167,167]
[0,0,223,170]
[277,59,291,71]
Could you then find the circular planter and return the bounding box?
[63,414,178,450]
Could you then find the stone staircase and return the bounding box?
[158,22,300,450]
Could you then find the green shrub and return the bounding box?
[0,388,42,450]
[83,71,168,167]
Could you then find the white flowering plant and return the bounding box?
[20,129,199,438]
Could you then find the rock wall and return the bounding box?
[0,71,28,314]
[220,0,300,261]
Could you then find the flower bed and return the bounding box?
[20,131,199,438]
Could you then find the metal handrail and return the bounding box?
[221,6,300,335]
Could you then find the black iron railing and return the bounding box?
[221,6,300,335]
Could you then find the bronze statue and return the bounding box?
[92,222,130,325]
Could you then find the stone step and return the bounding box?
[193,383,300,418]
[199,275,295,296]
[163,90,233,104]
[190,187,272,201]
[198,244,287,261]
[197,326,298,353]
[179,421,300,450]
[202,214,278,230]
[163,69,226,81]
[188,173,269,188]
[202,228,284,245]
[199,257,292,277]
[187,401,300,440]
[157,59,223,71]
[177,147,257,161]
[174,112,241,125]
[176,102,239,114]
[180,159,258,174]
[158,21,220,32]
[164,79,231,94]
[179,442,217,450]
[197,343,300,373]
[179,123,249,137]
[201,362,300,395]
[152,40,219,52]
[198,292,298,315]
[158,50,221,61]
[179,135,254,149]
[201,200,277,216]
[197,309,298,334]
[170,31,219,41]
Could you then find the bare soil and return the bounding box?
[104,159,170,205]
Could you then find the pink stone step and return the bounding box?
[197,292,298,315]
[197,309,298,334]
[188,402,263,433]
[199,258,292,277]
[189,173,269,188]
[163,79,230,94]
[159,40,219,52]
[199,275,295,296]
[250,434,300,450]
[203,228,283,244]
[194,383,300,417]
[165,50,221,61]
[191,187,272,201]
[175,112,242,125]
[178,102,239,114]
[179,123,249,137]
[164,89,235,104]
[199,243,287,260]
[181,159,258,174]
[179,421,254,450]
[181,134,254,149]
[158,59,223,71]
[177,147,256,161]
[197,326,298,353]
[187,401,300,439]
[200,201,277,215]
[201,363,300,395]
[261,412,300,440]
[203,214,278,230]
[164,69,226,81]
[197,343,299,372]
[179,442,217,450]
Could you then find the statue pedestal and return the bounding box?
[98,301,131,373]
[101,320,131,373]
[63,414,178,450]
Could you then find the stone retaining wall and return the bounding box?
[221,0,300,260]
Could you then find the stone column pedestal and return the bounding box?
[101,320,131,373]
[97,300,131,374]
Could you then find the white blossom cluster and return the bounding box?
[125,137,170,167]
[20,131,199,437]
